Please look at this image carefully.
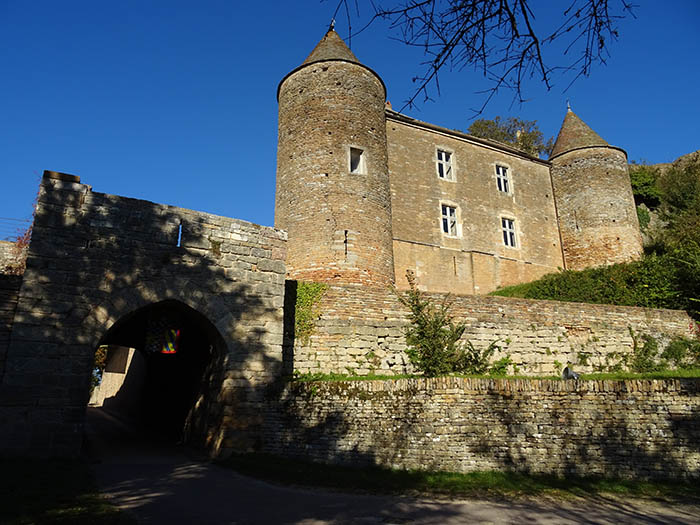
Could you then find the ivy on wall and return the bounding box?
[295,281,329,346]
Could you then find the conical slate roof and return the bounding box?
[550,109,609,158]
[302,29,360,65]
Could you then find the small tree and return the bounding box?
[467,116,553,157]
[395,271,499,376]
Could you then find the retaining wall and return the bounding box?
[266,377,700,480]
[291,284,695,376]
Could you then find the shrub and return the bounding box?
[395,272,504,377]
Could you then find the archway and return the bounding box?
[91,300,226,446]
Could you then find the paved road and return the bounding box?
[86,408,700,525]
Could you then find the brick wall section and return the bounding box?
[0,173,287,457]
[291,284,695,376]
[386,113,564,294]
[0,275,22,380]
[276,59,395,286]
[550,146,643,270]
[265,377,700,480]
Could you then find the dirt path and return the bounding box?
[86,409,700,525]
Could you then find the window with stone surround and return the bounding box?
[501,217,517,247]
[436,149,454,180]
[496,165,510,193]
[441,204,459,236]
[349,147,366,174]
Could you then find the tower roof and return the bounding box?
[302,29,360,65]
[550,108,609,158]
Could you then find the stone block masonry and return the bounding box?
[265,377,700,480]
[0,275,22,380]
[291,284,695,376]
[0,171,287,457]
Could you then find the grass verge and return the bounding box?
[220,453,699,502]
[0,458,133,525]
[293,370,700,382]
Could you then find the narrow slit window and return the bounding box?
[501,218,517,247]
[349,147,365,174]
[496,165,510,193]
[437,149,453,180]
[441,204,458,236]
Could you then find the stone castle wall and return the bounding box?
[291,284,695,377]
[550,146,643,270]
[265,377,700,480]
[0,172,287,457]
[0,275,22,381]
[386,113,564,295]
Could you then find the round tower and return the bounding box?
[549,108,643,270]
[275,29,394,285]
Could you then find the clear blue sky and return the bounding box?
[2,1,699,239]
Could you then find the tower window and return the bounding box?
[441,204,458,236]
[436,149,453,180]
[501,217,517,247]
[349,147,365,174]
[496,165,510,193]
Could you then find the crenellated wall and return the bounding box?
[291,284,695,377]
[265,377,700,480]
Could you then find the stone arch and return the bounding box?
[80,277,233,353]
[82,279,241,452]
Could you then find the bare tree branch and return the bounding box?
[331,0,635,115]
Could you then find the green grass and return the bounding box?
[293,370,700,382]
[0,459,133,525]
[579,368,700,380]
[220,453,699,502]
[490,280,540,298]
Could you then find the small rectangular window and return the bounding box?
[496,165,510,193]
[437,149,453,180]
[350,147,365,174]
[441,204,458,236]
[502,218,517,247]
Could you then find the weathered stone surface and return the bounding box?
[0,174,287,457]
[291,284,695,377]
[263,377,700,480]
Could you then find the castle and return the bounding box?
[276,29,643,293]
[0,29,696,479]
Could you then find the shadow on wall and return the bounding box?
[0,171,286,457]
[265,379,700,481]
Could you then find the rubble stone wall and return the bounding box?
[0,275,22,380]
[266,377,700,480]
[291,284,695,376]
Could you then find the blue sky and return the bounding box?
[2,1,699,239]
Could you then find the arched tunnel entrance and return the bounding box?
[90,300,226,446]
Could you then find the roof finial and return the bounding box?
[329,18,335,32]
[566,99,572,112]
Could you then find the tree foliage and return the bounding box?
[494,158,700,319]
[467,116,553,157]
[395,271,502,376]
[334,0,635,112]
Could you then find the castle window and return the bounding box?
[501,217,517,247]
[436,149,453,180]
[441,204,458,236]
[349,147,365,174]
[496,165,510,193]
